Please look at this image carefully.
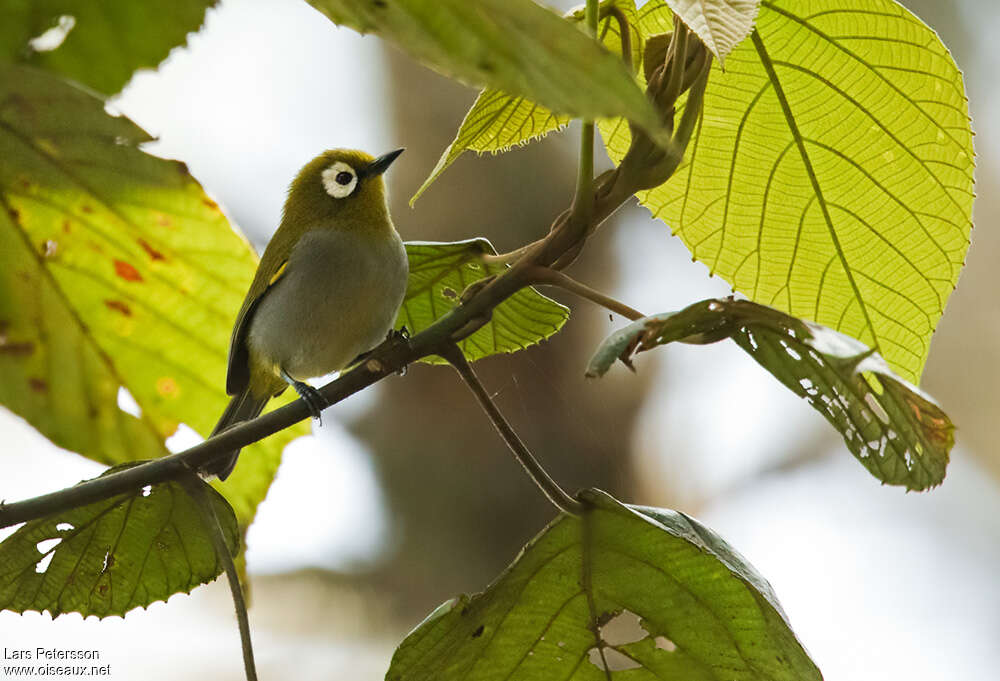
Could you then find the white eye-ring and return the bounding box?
[321,162,358,198]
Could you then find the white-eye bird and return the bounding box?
[207,148,409,480]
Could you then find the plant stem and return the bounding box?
[441,344,583,516]
[0,18,699,531]
[528,267,644,320]
[571,0,601,230]
[180,474,257,681]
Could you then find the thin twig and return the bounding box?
[180,474,258,681]
[440,344,583,516]
[528,266,644,321]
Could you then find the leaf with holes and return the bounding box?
[666,0,759,63]
[0,468,237,618]
[0,0,216,95]
[0,64,307,529]
[411,0,644,203]
[387,489,821,681]
[397,240,568,364]
[306,0,668,149]
[588,298,953,489]
[600,0,975,384]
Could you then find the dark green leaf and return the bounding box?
[0,1,216,95]
[388,489,821,681]
[0,468,237,618]
[398,240,568,364]
[306,0,666,145]
[588,299,953,490]
[411,0,643,203]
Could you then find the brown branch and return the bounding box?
[527,266,645,321]
[0,34,712,531]
[440,344,583,516]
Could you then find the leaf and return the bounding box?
[0,0,216,95]
[398,240,569,364]
[588,298,953,490]
[0,64,306,529]
[411,0,643,203]
[666,0,759,63]
[600,0,975,384]
[387,489,821,681]
[306,0,666,145]
[0,468,237,618]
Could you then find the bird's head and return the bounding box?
[280,148,404,233]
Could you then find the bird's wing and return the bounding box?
[225,239,293,396]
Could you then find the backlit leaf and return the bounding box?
[398,240,569,364]
[600,0,975,384]
[665,0,759,63]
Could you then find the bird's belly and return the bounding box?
[246,229,408,381]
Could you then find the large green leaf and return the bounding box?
[0,0,216,95]
[588,298,953,490]
[601,0,975,384]
[0,64,305,527]
[411,0,644,203]
[387,489,821,681]
[398,240,569,364]
[0,468,237,618]
[306,0,667,144]
[666,0,759,63]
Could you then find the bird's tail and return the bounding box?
[205,389,269,481]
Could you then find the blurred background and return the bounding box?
[0,0,998,678]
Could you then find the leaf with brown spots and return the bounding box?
[0,63,306,538]
[113,259,143,282]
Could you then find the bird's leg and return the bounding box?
[280,368,327,423]
[349,326,411,372]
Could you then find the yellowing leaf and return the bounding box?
[0,64,306,528]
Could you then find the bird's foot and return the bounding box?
[281,369,327,423]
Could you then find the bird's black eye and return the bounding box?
[335,171,354,186]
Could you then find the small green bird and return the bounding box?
[206,148,409,480]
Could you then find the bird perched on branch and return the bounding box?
[205,148,409,480]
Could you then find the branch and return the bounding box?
[527,266,645,321]
[440,344,583,516]
[181,474,257,681]
[0,29,714,531]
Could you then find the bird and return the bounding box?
[205,148,409,480]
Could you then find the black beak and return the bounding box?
[365,148,404,177]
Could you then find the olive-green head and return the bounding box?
[280,148,403,234]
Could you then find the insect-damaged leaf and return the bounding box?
[588,298,953,490]
[387,489,821,681]
[0,469,237,618]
